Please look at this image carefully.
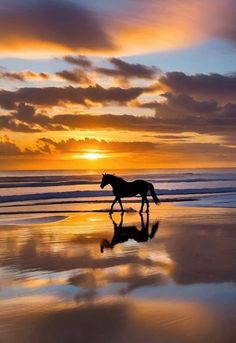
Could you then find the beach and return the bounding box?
[0,170,236,342]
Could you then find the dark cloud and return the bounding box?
[39,137,157,153]
[50,113,156,132]
[56,69,92,85]
[0,115,41,132]
[96,58,159,80]
[152,134,193,140]
[159,72,236,102]
[12,103,57,128]
[139,93,236,135]
[1,94,236,141]
[0,70,50,82]
[0,104,65,132]
[0,85,145,109]
[218,2,236,46]
[0,66,235,148]
[63,55,93,68]
[0,138,22,155]
[14,103,36,122]
[0,0,236,57]
[1,89,235,147]
[45,93,236,138]
[141,93,218,116]
[0,71,25,82]
[0,136,52,156]
[0,0,114,52]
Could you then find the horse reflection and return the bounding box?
[100,213,159,253]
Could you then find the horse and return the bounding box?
[100,173,160,214]
[100,213,159,253]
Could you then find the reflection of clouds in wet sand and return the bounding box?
[161,220,236,284]
[0,212,176,314]
[1,206,236,342]
[1,297,235,343]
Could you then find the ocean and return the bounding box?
[1,168,236,342]
[0,169,236,217]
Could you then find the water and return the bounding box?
[0,206,236,342]
[0,169,236,342]
[0,169,236,216]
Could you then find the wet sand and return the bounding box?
[0,203,236,343]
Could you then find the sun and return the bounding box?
[72,150,109,160]
[83,152,103,160]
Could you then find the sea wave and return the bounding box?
[1,176,236,188]
[1,187,236,204]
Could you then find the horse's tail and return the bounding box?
[148,183,160,205]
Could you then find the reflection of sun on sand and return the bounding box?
[1,204,236,342]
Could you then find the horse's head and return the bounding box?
[100,173,111,189]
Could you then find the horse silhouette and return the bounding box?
[100,173,160,214]
[100,213,159,253]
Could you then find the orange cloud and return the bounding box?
[0,0,235,56]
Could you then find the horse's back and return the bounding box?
[132,179,148,186]
[132,179,149,190]
[113,179,148,197]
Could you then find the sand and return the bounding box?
[0,202,236,343]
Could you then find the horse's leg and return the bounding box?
[119,212,124,228]
[110,197,118,214]
[145,197,149,213]
[118,198,124,213]
[139,197,145,213]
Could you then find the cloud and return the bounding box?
[0,115,41,132]
[216,0,236,45]
[0,83,235,149]
[34,137,236,168]
[1,0,236,56]
[12,103,57,127]
[55,69,92,85]
[1,94,236,142]
[96,58,159,80]
[63,55,93,68]
[0,137,22,155]
[0,65,235,150]
[58,57,159,86]
[0,70,50,82]
[139,93,236,135]
[0,71,25,82]
[109,0,236,54]
[0,0,114,55]
[0,136,43,155]
[39,137,157,153]
[34,93,236,137]
[0,103,66,132]
[159,72,236,102]
[1,135,235,169]
[0,85,146,109]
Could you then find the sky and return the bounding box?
[0,0,236,169]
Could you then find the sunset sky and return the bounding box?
[0,0,236,169]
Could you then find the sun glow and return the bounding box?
[83,152,104,160]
